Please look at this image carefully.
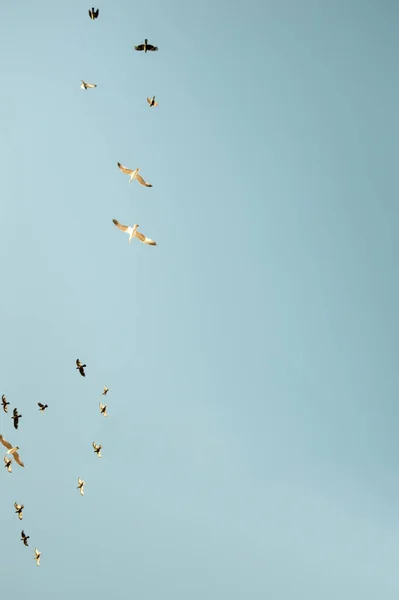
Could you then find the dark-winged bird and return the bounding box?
[1,394,9,413]
[4,456,12,473]
[134,39,158,52]
[14,502,24,520]
[76,359,86,377]
[147,96,158,107]
[88,7,99,20]
[12,408,22,430]
[38,403,48,413]
[21,530,30,546]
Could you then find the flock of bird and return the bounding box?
[2,7,160,568]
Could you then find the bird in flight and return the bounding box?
[4,456,12,473]
[99,402,108,417]
[1,395,9,413]
[93,442,102,458]
[38,403,48,413]
[134,39,158,52]
[12,408,22,430]
[88,7,99,20]
[76,359,86,377]
[117,162,153,187]
[21,530,30,547]
[77,478,85,496]
[80,80,97,90]
[147,96,158,107]
[102,386,110,396]
[34,548,41,567]
[0,435,25,467]
[14,502,24,520]
[112,220,157,246]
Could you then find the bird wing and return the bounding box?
[38,403,44,408]
[88,9,92,18]
[4,455,11,464]
[147,97,152,104]
[14,502,19,510]
[0,435,12,450]
[135,174,152,187]
[135,44,144,51]
[13,451,24,467]
[92,442,97,450]
[95,9,99,17]
[76,359,81,367]
[112,219,129,232]
[13,408,17,417]
[117,162,133,175]
[153,101,158,107]
[147,45,158,51]
[136,231,157,246]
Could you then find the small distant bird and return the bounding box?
[102,386,110,396]
[93,442,102,458]
[34,548,41,567]
[134,39,158,52]
[117,162,153,187]
[4,456,12,473]
[0,435,25,467]
[77,478,85,496]
[14,502,24,520]
[112,220,157,246]
[76,359,86,377]
[12,408,22,430]
[88,7,99,20]
[80,80,97,90]
[147,96,158,107]
[38,403,48,413]
[1,395,9,413]
[21,530,29,546]
[99,402,108,417]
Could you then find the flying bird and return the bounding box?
[112,220,157,246]
[99,402,108,417]
[76,359,86,377]
[34,548,41,567]
[134,39,158,52]
[0,435,25,467]
[80,80,97,90]
[14,502,24,520]
[117,163,152,187]
[4,456,12,473]
[21,531,30,547]
[77,478,85,496]
[1,395,9,413]
[147,96,158,107]
[88,7,99,19]
[102,386,110,396]
[93,442,102,458]
[38,403,48,413]
[12,408,22,430]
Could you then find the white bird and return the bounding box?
[112,219,157,246]
[0,435,24,467]
[80,80,97,90]
[93,442,102,458]
[77,478,85,496]
[34,548,41,567]
[117,162,153,187]
[99,402,108,417]
[4,455,12,473]
[102,386,110,396]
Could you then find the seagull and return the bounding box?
[99,402,108,417]
[0,435,25,467]
[4,456,12,473]
[147,96,158,107]
[21,531,30,547]
[93,442,102,458]
[117,162,153,187]
[1,395,9,413]
[77,478,85,496]
[102,386,110,396]
[112,220,157,246]
[88,7,99,19]
[14,502,24,520]
[134,39,158,52]
[38,403,48,413]
[80,80,97,90]
[12,408,22,430]
[76,359,86,377]
[34,548,41,567]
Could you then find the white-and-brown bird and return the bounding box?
[92,442,102,458]
[134,39,158,52]
[21,530,30,546]
[102,386,110,396]
[80,80,97,90]
[34,548,41,566]
[14,502,24,520]
[99,402,108,417]
[38,403,48,413]
[112,220,157,246]
[1,394,9,413]
[76,359,86,377]
[88,7,99,20]
[147,96,158,107]
[0,435,24,467]
[77,478,85,496]
[12,408,22,430]
[117,162,152,187]
[4,455,12,473]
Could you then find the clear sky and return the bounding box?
[0,0,399,598]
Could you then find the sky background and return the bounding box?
[0,0,399,598]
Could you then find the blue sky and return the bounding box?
[1,0,399,598]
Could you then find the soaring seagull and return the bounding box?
[34,548,41,567]
[38,403,48,413]
[88,7,99,20]
[93,442,102,458]
[99,402,108,417]
[134,39,158,52]
[112,220,157,246]
[14,502,24,520]
[21,530,30,547]
[80,80,97,90]
[0,435,24,467]
[147,96,158,107]
[76,359,86,377]
[12,408,22,430]
[4,456,12,473]
[77,478,85,496]
[1,394,9,413]
[117,162,152,187]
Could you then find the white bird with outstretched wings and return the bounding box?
[112,220,157,246]
[117,162,152,187]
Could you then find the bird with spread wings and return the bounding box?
[0,435,24,467]
[112,220,157,246]
[117,162,152,187]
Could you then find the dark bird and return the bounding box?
[4,456,12,473]
[134,39,158,52]
[147,96,158,107]
[76,359,86,377]
[38,403,48,413]
[12,408,22,430]
[88,7,99,20]
[14,502,24,520]
[93,442,102,457]
[21,530,29,546]
[1,394,9,413]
